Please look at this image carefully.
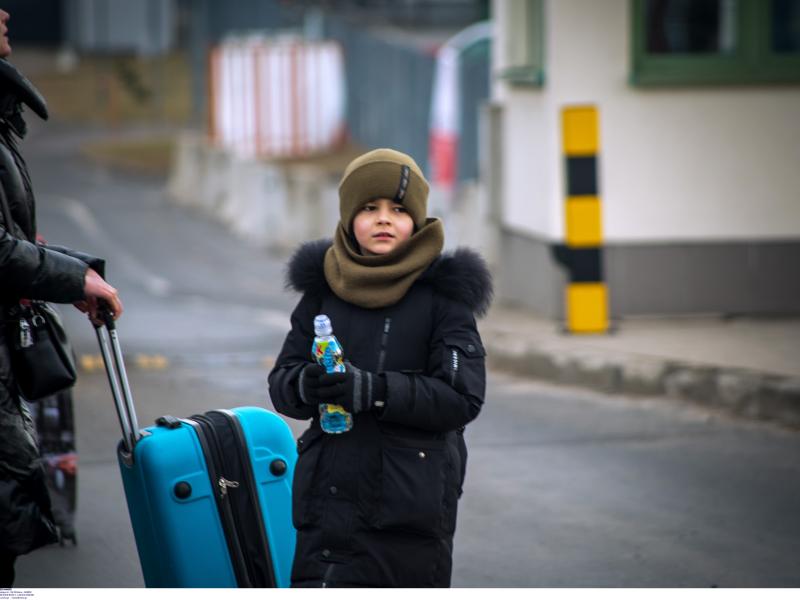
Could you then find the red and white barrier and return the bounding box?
[428,21,491,191]
[210,37,346,159]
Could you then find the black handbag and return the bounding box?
[9,301,77,401]
[0,177,77,401]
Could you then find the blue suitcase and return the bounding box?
[95,313,297,587]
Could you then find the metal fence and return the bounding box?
[65,0,176,56]
[324,16,436,173]
[457,38,490,183]
[186,0,489,182]
[324,14,489,181]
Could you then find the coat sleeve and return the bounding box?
[0,226,88,303]
[46,244,106,280]
[378,296,486,432]
[267,292,319,420]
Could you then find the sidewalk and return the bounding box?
[480,305,800,429]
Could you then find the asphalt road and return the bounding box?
[13,124,800,588]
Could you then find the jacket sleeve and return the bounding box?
[46,244,106,279]
[378,296,486,432]
[267,292,319,421]
[0,226,88,303]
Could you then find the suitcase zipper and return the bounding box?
[188,416,251,587]
[218,477,239,497]
[215,409,278,588]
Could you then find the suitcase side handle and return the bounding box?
[94,306,141,454]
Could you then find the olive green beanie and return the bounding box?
[338,148,429,233]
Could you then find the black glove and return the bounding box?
[299,362,386,414]
[297,363,327,406]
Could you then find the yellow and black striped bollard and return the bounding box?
[558,105,609,334]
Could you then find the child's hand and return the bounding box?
[297,363,327,405]
[315,363,387,414]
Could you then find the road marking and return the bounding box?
[79,353,276,372]
[134,354,169,370]
[47,194,173,297]
[80,354,105,372]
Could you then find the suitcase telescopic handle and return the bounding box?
[94,306,141,454]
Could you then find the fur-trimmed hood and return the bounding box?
[286,239,493,317]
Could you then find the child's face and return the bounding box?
[352,198,415,256]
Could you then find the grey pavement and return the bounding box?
[480,305,800,430]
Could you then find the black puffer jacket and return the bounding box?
[268,239,492,587]
[0,61,102,556]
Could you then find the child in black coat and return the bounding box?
[269,148,492,587]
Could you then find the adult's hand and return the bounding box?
[74,268,123,324]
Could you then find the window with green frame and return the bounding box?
[631,0,800,85]
[498,0,545,86]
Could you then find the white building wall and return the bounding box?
[500,95,558,239]
[495,0,800,243]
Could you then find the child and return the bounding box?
[268,148,492,587]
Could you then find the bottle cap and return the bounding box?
[313,314,332,336]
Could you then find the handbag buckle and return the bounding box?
[19,317,33,348]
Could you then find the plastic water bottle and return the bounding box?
[312,314,353,434]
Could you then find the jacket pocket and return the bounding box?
[375,435,451,537]
[443,335,486,395]
[292,427,324,529]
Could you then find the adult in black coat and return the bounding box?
[0,8,123,586]
[268,148,492,587]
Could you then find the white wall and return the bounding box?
[494,0,800,243]
[492,0,559,240]
[501,95,559,239]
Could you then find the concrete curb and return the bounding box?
[484,338,800,430]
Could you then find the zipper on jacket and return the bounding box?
[187,417,251,586]
[450,348,459,387]
[321,563,336,588]
[376,317,392,373]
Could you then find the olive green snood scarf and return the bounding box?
[323,218,445,309]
